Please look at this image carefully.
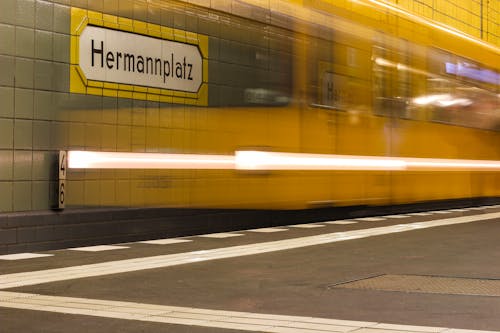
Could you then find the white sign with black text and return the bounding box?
[78,26,203,92]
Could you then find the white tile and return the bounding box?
[323,220,358,225]
[356,217,386,222]
[289,224,325,228]
[0,253,54,260]
[139,239,192,245]
[247,228,289,233]
[68,245,129,252]
[198,233,244,239]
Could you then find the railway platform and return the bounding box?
[1,205,500,332]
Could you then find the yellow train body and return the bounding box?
[65,0,500,210]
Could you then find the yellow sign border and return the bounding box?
[70,7,209,106]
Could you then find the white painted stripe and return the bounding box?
[356,217,386,222]
[323,220,358,225]
[139,239,192,245]
[289,224,325,228]
[247,228,289,233]
[409,213,433,216]
[1,212,499,290]
[198,233,244,239]
[0,291,497,333]
[0,253,54,261]
[68,245,129,252]
[383,215,411,219]
[448,209,469,212]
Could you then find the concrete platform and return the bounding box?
[1,205,500,332]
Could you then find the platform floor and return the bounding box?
[1,205,500,332]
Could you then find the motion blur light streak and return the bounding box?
[67,151,235,169]
[67,151,500,171]
[234,151,407,170]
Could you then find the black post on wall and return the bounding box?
[58,151,67,210]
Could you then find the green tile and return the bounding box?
[13,150,32,180]
[15,26,35,58]
[34,60,54,90]
[0,150,13,180]
[34,90,53,120]
[14,119,33,149]
[33,120,51,149]
[0,23,15,55]
[0,55,15,86]
[50,121,68,150]
[32,180,50,210]
[35,0,54,30]
[13,181,32,211]
[0,182,13,212]
[16,0,35,28]
[32,150,54,181]
[53,32,69,62]
[0,0,16,25]
[15,58,34,88]
[35,29,53,60]
[53,62,69,92]
[53,3,69,34]
[0,87,14,118]
[0,119,14,149]
[15,88,34,119]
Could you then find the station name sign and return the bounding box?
[79,26,203,93]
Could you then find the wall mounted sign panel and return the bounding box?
[70,8,209,105]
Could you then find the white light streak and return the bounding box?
[67,151,235,169]
[67,150,500,172]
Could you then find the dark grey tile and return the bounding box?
[13,181,32,211]
[0,181,13,212]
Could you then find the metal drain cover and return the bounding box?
[333,274,500,297]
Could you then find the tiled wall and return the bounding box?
[391,0,499,46]
[0,0,73,212]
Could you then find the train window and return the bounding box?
[422,49,500,131]
[207,16,293,107]
[372,39,414,119]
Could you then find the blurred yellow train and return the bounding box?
[65,0,500,210]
